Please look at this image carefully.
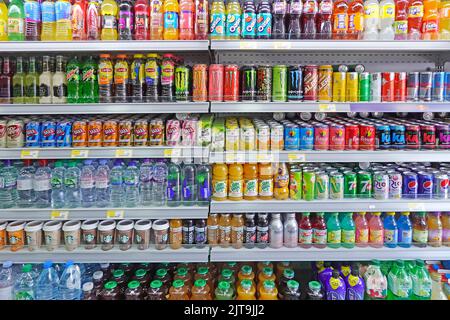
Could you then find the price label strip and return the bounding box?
[239,42,258,50]
[287,153,306,162]
[256,153,274,162]
[50,210,69,220]
[20,150,39,159]
[115,149,133,158]
[164,148,181,158]
[106,210,125,219]
[71,150,89,158]
[273,42,292,49]
[408,202,425,211]
[319,104,337,112]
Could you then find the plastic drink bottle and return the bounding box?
[55,0,72,40]
[58,261,81,300]
[190,279,211,300]
[196,162,211,206]
[411,260,432,300]
[369,212,384,248]
[238,265,255,283]
[259,280,278,300]
[226,0,241,39]
[150,0,163,40]
[283,213,298,248]
[138,159,153,206]
[40,0,56,40]
[412,211,428,247]
[379,0,395,39]
[383,212,398,248]
[316,0,332,39]
[427,211,442,247]
[194,0,208,39]
[332,0,349,39]
[72,0,86,40]
[182,160,196,205]
[243,163,257,200]
[118,0,133,40]
[215,281,234,300]
[269,213,283,248]
[394,0,409,39]
[272,0,287,39]
[236,279,256,300]
[0,160,16,208]
[170,219,182,249]
[81,55,98,103]
[0,0,7,41]
[397,211,412,247]
[341,212,356,248]
[297,212,312,248]
[274,162,289,200]
[228,163,243,201]
[258,163,273,200]
[179,0,194,39]
[39,55,53,104]
[100,0,118,40]
[257,268,276,293]
[287,0,302,39]
[152,160,168,206]
[408,0,423,39]
[363,0,380,39]
[7,0,25,40]
[302,0,318,38]
[387,260,412,300]
[439,0,450,39]
[12,56,25,104]
[64,161,81,208]
[212,163,227,201]
[17,160,35,207]
[13,264,35,300]
[123,161,139,207]
[346,268,365,300]
[166,160,181,207]
[50,161,65,208]
[34,160,52,208]
[327,212,341,248]
[312,212,327,248]
[363,260,387,300]
[242,0,256,39]
[24,0,41,40]
[80,160,95,208]
[86,0,100,40]
[134,0,149,40]
[163,0,179,40]
[36,261,59,300]
[325,270,346,300]
[421,0,439,39]
[219,213,231,247]
[430,264,447,300]
[98,54,113,102]
[443,212,450,247]
[230,214,244,249]
[66,56,82,103]
[256,0,272,39]
[0,261,14,300]
[354,212,369,247]
[348,0,364,39]
[209,0,225,39]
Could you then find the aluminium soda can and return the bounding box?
[314,171,329,200]
[370,72,382,102]
[87,120,102,147]
[25,120,40,147]
[433,172,449,199]
[345,124,360,150]
[208,64,224,101]
[192,64,208,102]
[287,65,303,101]
[381,72,395,102]
[257,65,272,102]
[407,72,420,101]
[270,123,284,151]
[329,171,344,200]
[289,168,303,200]
[72,120,88,147]
[394,72,407,102]
[405,124,420,149]
[272,65,288,102]
[419,71,433,101]
[40,120,56,147]
[344,170,357,198]
[420,124,436,149]
[55,120,72,147]
[359,124,376,151]
[223,64,239,102]
[359,72,371,102]
[375,124,391,149]
[302,170,316,201]
[417,171,433,199]
[332,71,346,102]
[318,65,333,102]
[102,119,119,147]
[436,123,450,149]
[0,119,6,148]
[432,71,445,102]
[329,124,345,151]
[346,72,359,102]
[357,170,372,198]
[390,124,406,149]
[299,124,314,150]
[133,119,149,146]
[402,171,418,199]
[240,65,257,101]
[181,119,198,146]
[373,171,389,200]
[314,123,329,151]
[388,171,403,199]
[303,65,318,101]
[284,123,300,150]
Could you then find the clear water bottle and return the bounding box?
[0,160,17,209]
[139,159,153,206]
[123,161,140,207]
[13,264,35,300]
[182,159,197,206]
[363,0,380,39]
[51,161,66,208]
[64,161,81,208]
[36,261,59,300]
[110,160,124,207]
[167,160,181,207]
[152,160,168,206]
[95,159,111,208]
[17,160,36,208]
[58,261,81,300]
[33,160,52,208]
[80,160,96,208]
[196,162,211,207]
[378,0,395,40]
[0,261,14,300]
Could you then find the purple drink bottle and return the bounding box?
[301,0,318,39]
[118,0,134,40]
[287,0,302,39]
[325,270,346,300]
[316,0,332,39]
[272,0,287,39]
[256,0,272,39]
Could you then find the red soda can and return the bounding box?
[420,124,436,149]
[303,65,318,101]
[208,64,224,101]
[394,72,407,102]
[166,119,181,146]
[359,124,376,150]
[192,64,208,102]
[223,64,239,102]
[329,123,345,150]
[345,124,360,150]
[405,124,421,149]
[181,119,198,146]
[381,72,395,102]
[313,124,329,150]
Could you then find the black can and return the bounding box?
[288,65,303,101]
[240,65,257,101]
[257,65,272,102]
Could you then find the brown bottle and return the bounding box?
[111,269,127,297]
[133,269,151,296]
[154,268,172,287]
[92,271,105,295]
[82,282,97,300]
[100,281,120,300]
[125,280,144,300]
[147,280,168,300]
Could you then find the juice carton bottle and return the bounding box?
[327,212,341,248]
[150,0,163,39]
[163,0,179,40]
[168,279,189,300]
[236,279,256,300]
[258,163,273,200]
[341,212,356,248]
[243,163,258,200]
[7,0,25,40]
[355,212,369,247]
[332,0,349,39]
[259,280,278,300]
[412,211,428,247]
[312,212,327,248]
[369,212,384,248]
[298,212,313,248]
[215,281,234,300]
[439,0,450,39]
[190,279,211,300]
[210,0,226,39]
[348,0,364,39]
[398,211,412,248]
[100,0,118,40]
[384,212,398,248]
[179,0,194,39]
[273,162,289,200]
[212,163,228,201]
[54,0,72,40]
[0,0,7,40]
[408,0,424,39]
[257,267,276,293]
[421,0,439,39]
[219,213,231,247]
[238,265,255,284]
[72,0,86,40]
[231,214,244,248]
[427,211,442,247]
[228,163,243,201]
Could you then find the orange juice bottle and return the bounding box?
[258,163,273,200]
[421,0,439,39]
[207,213,219,245]
[190,279,212,300]
[236,279,256,300]
[231,214,244,249]
[427,211,443,247]
[170,219,182,249]
[439,0,450,39]
[219,214,231,247]
[243,163,258,200]
[168,279,189,300]
[228,163,243,201]
[163,0,179,40]
[332,0,349,39]
[212,163,228,201]
[257,267,276,292]
[238,265,255,283]
[259,280,278,300]
[273,162,289,200]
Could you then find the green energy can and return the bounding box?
[357,170,373,198]
[289,168,303,200]
[359,72,371,102]
[329,171,344,200]
[175,65,190,101]
[272,65,288,102]
[302,170,316,201]
[344,170,357,198]
[314,171,329,200]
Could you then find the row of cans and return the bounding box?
[209,63,450,103]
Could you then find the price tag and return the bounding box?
[225,153,236,163]
[368,205,376,210]
[239,42,258,49]
[408,202,425,211]
[273,42,292,49]
[257,153,274,162]
[20,150,39,159]
[319,104,337,112]
[50,210,69,220]
[115,149,133,158]
[164,148,181,157]
[287,153,306,162]
[71,150,89,158]
[106,210,125,219]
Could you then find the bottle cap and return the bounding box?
[218,281,230,291]
[263,280,275,289]
[240,279,252,289]
[43,260,53,269]
[113,269,124,278]
[283,268,295,279]
[135,269,147,278]
[194,279,206,287]
[156,268,167,277]
[308,281,321,291]
[127,281,140,290]
[287,280,299,291]
[104,281,117,290]
[173,279,185,288]
[83,282,94,292]
[150,280,163,289]
[177,268,188,276]
[22,264,32,273]
[262,267,273,276]
[241,265,252,275]
[221,269,233,278]
[197,267,208,275]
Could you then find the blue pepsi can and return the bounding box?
[417,171,433,199]
[299,124,314,150]
[402,171,418,199]
[40,120,56,147]
[376,125,391,149]
[56,121,72,147]
[25,121,40,147]
[284,124,300,150]
[445,72,450,101]
[390,124,405,149]
[432,71,445,102]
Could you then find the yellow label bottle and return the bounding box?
[0,0,8,41]
[100,0,118,40]
[55,0,72,40]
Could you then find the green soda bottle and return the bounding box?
[410,259,432,300]
[66,56,82,104]
[81,56,99,103]
[387,260,412,300]
[215,281,235,300]
[25,56,39,104]
[7,0,24,41]
[341,212,355,249]
[326,212,341,249]
[12,56,25,104]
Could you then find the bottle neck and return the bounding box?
[16,59,23,74]
[28,59,37,73]
[42,60,51,73]
[2,58,10,75]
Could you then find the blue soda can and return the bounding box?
[390,124,405,149]
[284,123,300,150]
[56,121,72,147]
[417,171,433,199]
[40,120,56,147]
[432,71,445,102]
[299,124,314,150]
[25,121,40,147]
[376,124,391,149]
[402,171,418,199]
[419,71,433,101]
[445,72,450,101]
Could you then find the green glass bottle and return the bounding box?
[25,56,39,104]
[12,57,25,104]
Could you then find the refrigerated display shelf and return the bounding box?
[0,41,210,52]
[0,206,209,220]
[209,246,450,262]
[209,150,450,163]
[0,247,210,263]
[210,102,450,113]
[0,146,209,159]
[0,102,210,115]
[210,199,450,213]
